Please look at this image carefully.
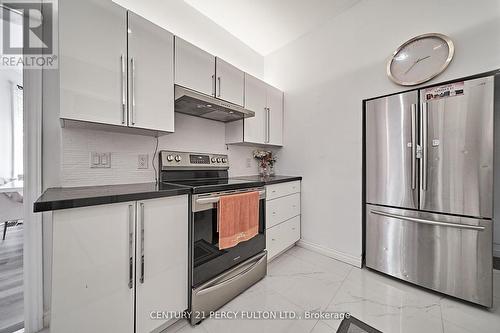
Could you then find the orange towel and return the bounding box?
[218,191,259,250]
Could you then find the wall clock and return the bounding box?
[387,33,454,86]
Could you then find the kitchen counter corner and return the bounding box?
[34,182,191,212]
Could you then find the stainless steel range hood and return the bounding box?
[175,85,255,123]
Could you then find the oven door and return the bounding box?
[191,187,266,287]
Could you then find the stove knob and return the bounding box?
[211,157,217,163]
[175,155,182,162]
[166,155,174,162]
[216,158,222,163]
[222,158,227,163]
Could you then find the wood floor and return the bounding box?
[0,225,23,333]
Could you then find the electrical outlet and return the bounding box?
[138,154,149,169]
[246,158,252,168]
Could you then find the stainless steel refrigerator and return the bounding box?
[365,75,495,307]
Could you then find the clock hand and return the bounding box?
[404,55,431,74]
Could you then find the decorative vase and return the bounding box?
[259,164,270,177]
[269,164,275,176]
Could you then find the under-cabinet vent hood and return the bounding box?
[174,85,255,123]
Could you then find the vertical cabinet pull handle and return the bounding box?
[217,77,221,97]
[121,55,126,124]
[411,104,416,190]
[130,58,136,125]
[139,203,145,284]
[266,107,271,143]
[128,204,134,289]
[212,74,216,97]
[421,102,428,191]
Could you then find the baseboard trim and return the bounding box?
[296,240,362,268]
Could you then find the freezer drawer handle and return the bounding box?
[370,210,485,231]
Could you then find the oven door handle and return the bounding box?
[196,190,266,205]
[195,252,267,297]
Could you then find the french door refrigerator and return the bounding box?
[365,75,495,307]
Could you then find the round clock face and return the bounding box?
[387,33,454,86]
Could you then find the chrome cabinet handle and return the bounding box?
[130,58,136,125]
[411,104,416,190]
[421,102,428,191]
[370,210,485,231]
[217,77,221,97]
[139,203,145,284]
[128,204,134,289]
[121,55,126,124]
[212,74,216,97]
[265,107,270,143]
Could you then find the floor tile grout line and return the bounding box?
[308,319,320,333]
[323,266,353,312]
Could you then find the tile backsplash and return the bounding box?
[61,113,277,187]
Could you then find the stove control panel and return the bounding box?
[160,151,229,169]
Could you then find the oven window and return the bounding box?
[192,198,266,285]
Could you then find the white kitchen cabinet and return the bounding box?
[265,181,301,261]
[135,196,188,333]
[242,73,267,143]
[50,196,188,333]
[128,12,175,132]
[225,78,284,146]
[215,58,245,106]
[51,202,135,333]
[59,0,128,126]
[59,0,175,134]
[267,216,301,261]
[266,84,284,146]
[174,37,216,97]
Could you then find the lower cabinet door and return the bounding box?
[51,203,135,333]
[266,216,301,261]
[135,196,189,333]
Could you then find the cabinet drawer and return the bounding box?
[266,216,300,261]
[266,193,300,229]
[266,181,300,200]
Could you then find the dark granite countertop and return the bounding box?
[34,182,191,212]
[234,175,302,185]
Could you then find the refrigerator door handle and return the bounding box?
[421,102,428,191]
[370,210,485,231]
[411,104,417,190]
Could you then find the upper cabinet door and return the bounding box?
[135,196,188,333]
[244,74,267,143]
[216,58,245,106]
[59,0,127,126]
[175,37,215,96]
[128,12,175,132]
[267,84,284,146]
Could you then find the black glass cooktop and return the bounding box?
[163,178,265,194]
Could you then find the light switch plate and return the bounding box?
[90,152,111,168]
[90,152,101,168]
[101,153,111,168]
[138,154,149,169]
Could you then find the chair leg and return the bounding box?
[3,221,7,240]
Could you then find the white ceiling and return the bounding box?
[183,0,361,56]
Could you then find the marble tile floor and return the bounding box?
[163,246,500,333]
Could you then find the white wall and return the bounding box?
[265,0,500,264]
[113,0,264,78]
